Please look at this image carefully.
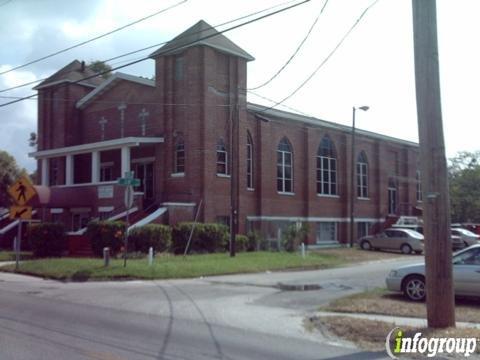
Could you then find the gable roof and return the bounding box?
[149,20,254,61]
[33,60,105,90]
[247,103,419,148]
[76,72,155,109]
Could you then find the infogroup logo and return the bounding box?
[385,327,477,358]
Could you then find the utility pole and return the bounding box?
[412,0,455,328]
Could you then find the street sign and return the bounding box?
[124,185,134,209]
[117,171,140,187]
[8,176,37,206]
[9,206,32,220]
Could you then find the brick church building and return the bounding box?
[29,20,421,246]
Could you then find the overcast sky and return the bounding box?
[1,0,479,172]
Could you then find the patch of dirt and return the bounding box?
[314,247,417,263]
[309,316,480,357]
[323,288,480,323]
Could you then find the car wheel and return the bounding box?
[401,244,412,254]
[403,275,426,301]
[360,240,372,251]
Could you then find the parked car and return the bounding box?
[386,244,480,301]
[450,234,465,250]
[358,228,424,254]
[451,228,480,248]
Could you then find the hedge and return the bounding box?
[172,222,228,254]
[128,224,171,253]
[234,234,248,253]
[86,220,125,257]
[27,222,67,257]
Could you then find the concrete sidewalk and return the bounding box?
[316,311,480,329]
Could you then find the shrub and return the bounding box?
[172,222,228,254]
[128,224,172,253]
[282,223,309,252]
[234,235,248,253]
[246,231,263,251]
[86,220,125,257]
[27,222,66,257]
[199,223,229,253]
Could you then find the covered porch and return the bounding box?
[30,137,164,188]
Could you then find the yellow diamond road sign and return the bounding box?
[9,206,32,220]
[8,176,36,206]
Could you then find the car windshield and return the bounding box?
[402,229,424,239]
[453,247,480,265]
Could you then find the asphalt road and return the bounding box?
[0,256,417,359]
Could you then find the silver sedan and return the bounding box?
[451,227,480,248]
[358,228,424,254]
[386,244,480,301]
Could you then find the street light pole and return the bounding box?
[349,106,369,248]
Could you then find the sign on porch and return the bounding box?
[117,171,140,209]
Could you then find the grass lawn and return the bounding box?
[0,251,345,281]
[308,316,480,353]
[323,288,480,323]
[0,251,34,262]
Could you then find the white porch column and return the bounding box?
[41,158,49,186]
[91,151,100,183]
[121,146,131,175]
[65,154,74,185]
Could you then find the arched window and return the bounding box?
[216,138,228,175]
[277,137,293,193]
[247,132,254,189]
[416,170,422,202]
[173,136,185,174]
[357,151,368,198]
[317,136,337,195]
[388,178,397,214]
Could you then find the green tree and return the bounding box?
[87,60,112,79]
[449,151,480,222]
[28,132,37,148]
[0,150,24,207]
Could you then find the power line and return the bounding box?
[0,0,189,76]
[0,0,311,108]
[0,0,13,7]
[257,0,380,114]
[0,0,299,94]
[248,0,329,91]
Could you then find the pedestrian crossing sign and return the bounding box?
[8,176,37,206]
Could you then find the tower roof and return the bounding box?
[33,60,105,90]
[149,20,254,61]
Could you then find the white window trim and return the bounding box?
[171,172,185,178]
[216,144,228,175]
[277,148,293,193]
[217,173,231,178]
[247,139,254,190]
[357,161,368,198]
[317,155,337,196]
[317,194,340,199]
[316,221,338,243]
[278,191,295,196]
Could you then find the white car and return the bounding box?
[386,244,480,301]
[451,228,480,248]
